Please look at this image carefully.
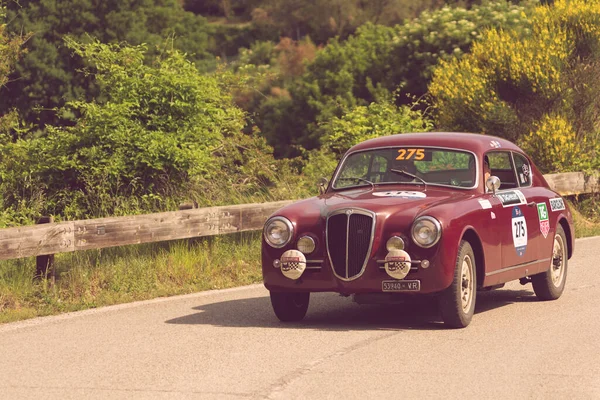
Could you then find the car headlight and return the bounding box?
[297,236,316,254]
[264,217,294,248]
[386,236,405,251]
[411,216,442,248]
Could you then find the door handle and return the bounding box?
[526,201,536,207]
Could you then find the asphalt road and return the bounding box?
[1,237,599,400]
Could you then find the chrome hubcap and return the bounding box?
[551,233,565,287]
[461,255,474,312]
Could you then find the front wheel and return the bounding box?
[438,241,477,328]
[532,224,568,300]
[269,291,310,322]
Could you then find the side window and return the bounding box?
[513,153,532,187]
[486,151,518,189]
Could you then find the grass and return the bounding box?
[1,198,600,325]
[0,232,262,324]
[570,198,600,238]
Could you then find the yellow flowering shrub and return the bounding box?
[430,0,600,172]
[520,114,593,172]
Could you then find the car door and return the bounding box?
[485,151,539,269]
[512,151,551,262]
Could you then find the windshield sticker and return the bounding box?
[478,199,492,209]
[537,202,550,239]
[512,206,527,256]
[373,191,426,199]
[549,197,565,212]
[396,148,425,161]
[497,190,526,208]
[490,140,501,148]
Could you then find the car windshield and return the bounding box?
[332,147,476,189]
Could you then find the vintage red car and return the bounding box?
[262,132,574,328]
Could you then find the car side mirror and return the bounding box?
[318,177,329,195]
[486,176,501,195]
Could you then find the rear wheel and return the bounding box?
[438,241,477,328]
[532,224,568,300]
[269,291,310,322]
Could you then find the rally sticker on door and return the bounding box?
[497,190,526,208]
[512,206,527,256]
[537,202,550,239]
[478,199,492,209]
[550,197,565,212]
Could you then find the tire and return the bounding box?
[532,224,568,301]
[269,291,310,322]
[438,240,477,328]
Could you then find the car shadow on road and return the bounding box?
[165,288,538,331]
[475,288,537,314]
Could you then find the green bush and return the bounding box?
[2,0,215,128]
[321,99,433,155]
[0,39,246,222]
[430,0,600,173]
[208,23,278,58]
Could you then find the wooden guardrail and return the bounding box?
[543,171,600,196]
[0,171,597,264]
[0,200,293,262]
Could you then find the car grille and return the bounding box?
[326,209,374,280]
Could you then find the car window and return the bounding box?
[513,153,532,187]
[333,147,476,189]
[486,151,518,190]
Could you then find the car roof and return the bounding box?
[347,132,523,156]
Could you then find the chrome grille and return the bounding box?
[326,209,375,280]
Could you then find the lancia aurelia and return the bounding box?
[262,132,574,328]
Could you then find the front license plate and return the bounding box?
[382,280,421,292]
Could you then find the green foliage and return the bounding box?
[2,0,214,127]
[321,99,433,154]
[384,0,534,103]
[249,0,463,45]
[258,1,533,157]
[0,39,245,221]
[208,22,278,58]
[430,0,600,173]
[0,4,28,136]
[235,40,277,67]
[0,4,24,87]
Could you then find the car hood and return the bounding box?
[276,186,471,223]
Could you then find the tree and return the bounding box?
[429,0,600,173]
[0,3,29,136]
[256,1,534,157]
[2,0,214,128]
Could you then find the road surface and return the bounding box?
[1,237,599,399]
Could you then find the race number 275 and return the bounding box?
[514,220,525,238]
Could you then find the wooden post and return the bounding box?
[179,201,198,210]
[36,216,55,281]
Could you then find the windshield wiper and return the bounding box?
[336,177,375,190]
[390,168,427,188]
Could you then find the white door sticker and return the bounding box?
[478,199,492,209]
